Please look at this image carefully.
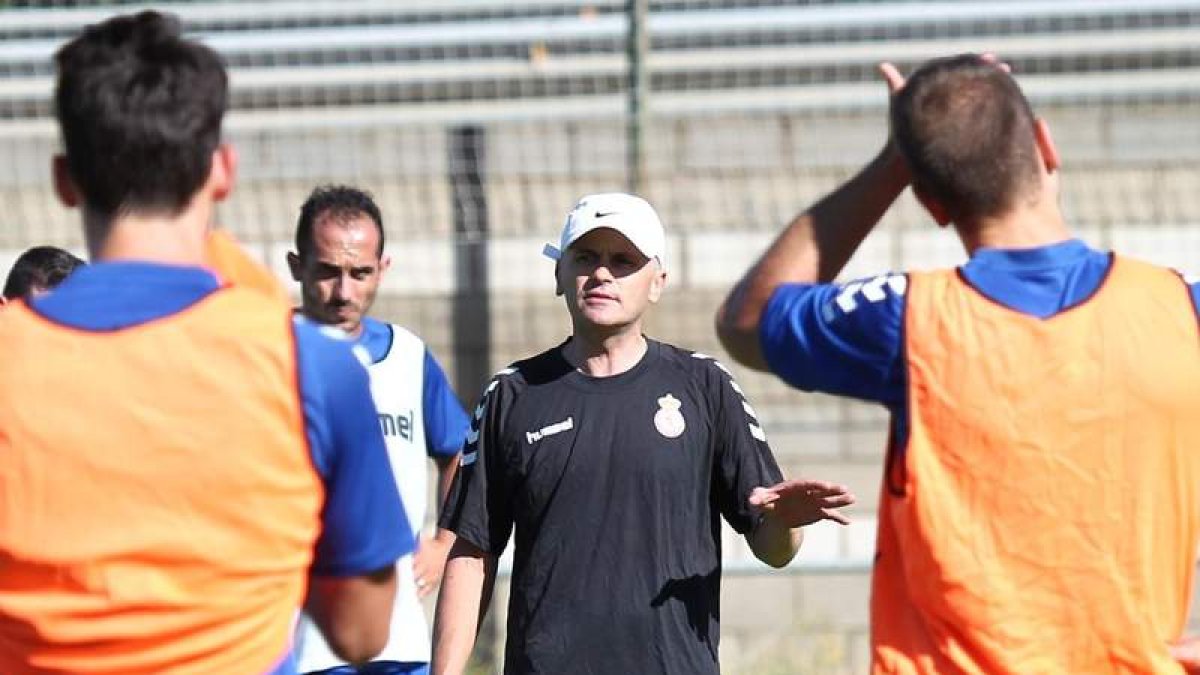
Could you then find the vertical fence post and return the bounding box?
[447,123,498,668]
[449,124,492,406]
[627,0,649,195]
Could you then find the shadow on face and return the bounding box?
[288,213,389,336]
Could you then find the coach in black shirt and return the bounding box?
[433,193,854,675]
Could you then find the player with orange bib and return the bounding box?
[206,228,291,303]
[0,12,413,674]
[717,54,1200,673]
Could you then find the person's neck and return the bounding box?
[562,326,648,378]
[338,317,366,340]
[297,307,367,339]
[956,198,1072,255]
[85,198,212,266]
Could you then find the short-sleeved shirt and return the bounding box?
[28,261,415,675]
[356,315,469,460]
[296,316,469,671]
[759,239,1200,449]
[439,338,783,675]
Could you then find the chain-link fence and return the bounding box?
[3,2,1198,671]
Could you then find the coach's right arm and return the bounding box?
[432,541,498,675]
[432,372,515,675]
[295,321,416,663]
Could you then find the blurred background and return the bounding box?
[2,1,1198,671]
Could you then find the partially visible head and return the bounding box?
[288,185,389,335]
[3,246,87,301]
[52,11,231,222]
[548,193,668,333]
[891,53,1051,227]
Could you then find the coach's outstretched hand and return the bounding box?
[749,479,855,527]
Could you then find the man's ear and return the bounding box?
[647,262,668,304]
[913,184,952,228]
[51,155,80,208]
[554,261,564,296]
[210,143,238,202]
[1033,118,1060,174]
[286,251,303,282]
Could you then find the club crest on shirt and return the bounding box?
[654,394,686,439]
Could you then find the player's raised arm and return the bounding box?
[715,63,911,371]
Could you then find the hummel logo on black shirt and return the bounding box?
[525,416,574,444]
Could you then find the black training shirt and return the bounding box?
[440,338,784,675]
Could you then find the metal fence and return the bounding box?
[3,1,1198,405]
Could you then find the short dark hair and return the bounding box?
[3,246,87,300]
[890,53,1040,223]
[53,11,228,218]
[295,185,386,259]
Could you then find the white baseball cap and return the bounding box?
[542,192,667,270]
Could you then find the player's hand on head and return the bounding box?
[878,53,1011,97]
[876,61,913,182]
[878,62,906,95]
[750,479,855,528]
[978,52,1012,74]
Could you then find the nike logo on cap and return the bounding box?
[594,210,617,218]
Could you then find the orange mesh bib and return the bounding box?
[872,257,1200,674]
[0,288,321,674]
[205,229,290,304]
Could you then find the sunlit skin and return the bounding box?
[287,213,389,337]
[555,227,667,342]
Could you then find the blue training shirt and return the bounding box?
[760,239,1200,448]
[32,261,416,675]
[355,315,469,458]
